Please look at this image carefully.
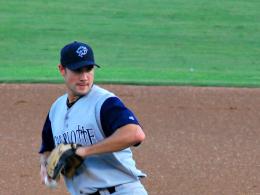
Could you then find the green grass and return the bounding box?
[1,0,260,87]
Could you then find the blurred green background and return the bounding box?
[1,0,260,86]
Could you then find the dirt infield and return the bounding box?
[0,84,259,195]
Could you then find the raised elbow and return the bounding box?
[135,126,146,142]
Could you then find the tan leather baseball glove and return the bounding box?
[46,144,83,179]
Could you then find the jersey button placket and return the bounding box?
[64,112,69,129]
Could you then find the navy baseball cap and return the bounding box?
[60,41,100,70]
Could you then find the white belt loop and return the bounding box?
[98,189,110,195]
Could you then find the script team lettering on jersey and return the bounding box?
[54,125,97,146]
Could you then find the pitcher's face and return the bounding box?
[59,65,94,100]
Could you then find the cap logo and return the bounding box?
[76,46,88,58]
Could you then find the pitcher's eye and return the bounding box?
[73,65,94,73]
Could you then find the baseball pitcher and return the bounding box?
[39,41,148,195]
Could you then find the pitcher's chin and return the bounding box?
[76,86,91,96]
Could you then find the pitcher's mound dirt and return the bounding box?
[0,84,259,195]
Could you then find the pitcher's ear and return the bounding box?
[58,64,66,75]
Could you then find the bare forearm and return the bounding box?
[40,152,51,166]
[76,124,145,158]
